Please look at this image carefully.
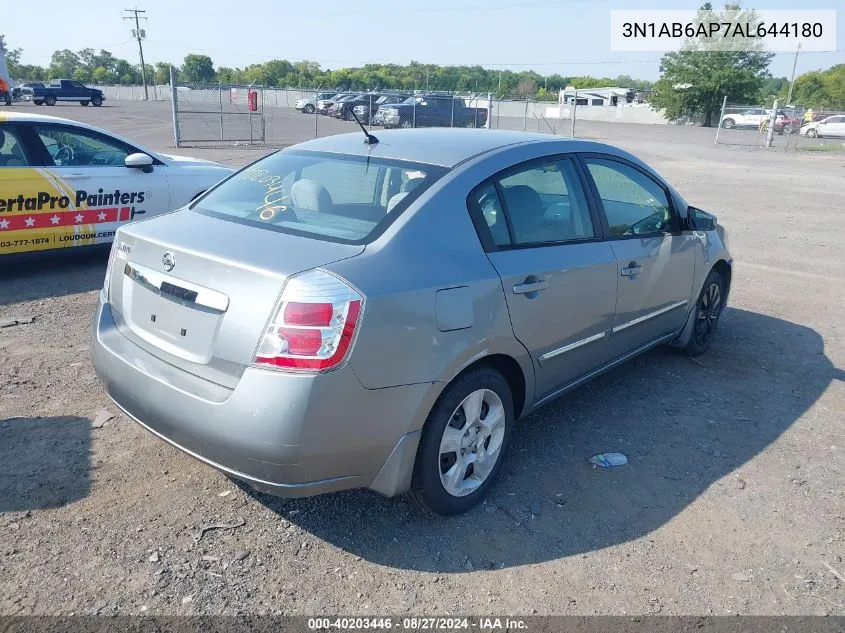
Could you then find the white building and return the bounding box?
[559,86,633,107]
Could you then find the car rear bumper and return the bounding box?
[91,296,431,498]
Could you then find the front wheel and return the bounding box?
[684,269,725,357]
[806,128,818,138]
[91,96,103,107]
[406,367,513,515]
[303,104,315,114]
[722,118,735,129]
[80,101,89,106]
[400,119,413,129]
[33,100,43,106]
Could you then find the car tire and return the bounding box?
[80,101,89,106]
[406,367,514,515]
[33,100,43,106]
[806,128,818,138]
[91,96,103,107]
[303,104,315,114]
[400,120,413,129]
[721,118,735,129]
[683,268,725,357]
[44,95,57,106]
[465,120,476,128]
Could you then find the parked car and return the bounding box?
[720,108,772,129]
[0,112,233,257]
[382,95,488,129]
[799,115,845,138]
[24,79,106,107]
[294,92,336,114]
[333,93,384,121]
[355,94,410,124]
[12,82,45,101]
[316,93,352,115]
[91,128,732,515]
[775,108,805,134]
[327,94,364,118]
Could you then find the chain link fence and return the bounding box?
[713,97,845,152]
[170,76,266,146]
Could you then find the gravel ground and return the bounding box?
[1,102,844,616]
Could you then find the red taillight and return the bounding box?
[284,302,333,326]
[254,270,364,373]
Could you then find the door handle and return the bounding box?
[620,262,642,277]
[513,279,547,294]
[63,173,90,180]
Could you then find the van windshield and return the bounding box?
[193,150,447,244]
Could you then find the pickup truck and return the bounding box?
[381,95,488,129]
[22,79,106,107]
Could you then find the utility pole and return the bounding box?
[124,8,148,100]
[786,42,801,106]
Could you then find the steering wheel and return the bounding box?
[624,210,666,236]
[54,144,75,166]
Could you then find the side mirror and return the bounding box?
[688,206,716,231]
[125,152,154,172]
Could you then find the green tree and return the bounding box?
[154,62,173,84]
[48,49,81,79]
[650,3,774,126]
[785,65,845,109]
[72,68,91,83]
[181,54,215,83]
[92,67,111,83]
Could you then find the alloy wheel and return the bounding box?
[438,389,506,497]
[694,282,722,347]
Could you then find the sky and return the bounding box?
[4,0,844,81]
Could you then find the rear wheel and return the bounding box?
[44,95,57,106]
[684,269,725,357]
[465,120,476,128]
[400,119,413,129]
[806,128,818,138]
[722,118,735,129]
[406,367,513,515]
[80,100,89,106]
[33,100,43,106]
[91,95,103,107]
[303,104,315,114]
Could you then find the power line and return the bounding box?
[123,8,148,99]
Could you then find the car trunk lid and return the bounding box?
[108,210,364,389]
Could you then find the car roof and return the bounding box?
[290,128,617,168]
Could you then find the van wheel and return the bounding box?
[44,95,57,106]
[683,268,725,357]
[80,101,90,106]
[406,367,513,515]
[91,96,103,107]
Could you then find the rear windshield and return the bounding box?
[193,150,447,244]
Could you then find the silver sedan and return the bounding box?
[92,129,732,515]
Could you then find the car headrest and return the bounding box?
[401,176,425,193]
[501,185,545,236]
[290,179,333,212]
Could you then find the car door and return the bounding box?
[470,156,619,402]
[581,155,696,358]
[30,122,169,249]
[0,124,70,255]
[822,116,845,137]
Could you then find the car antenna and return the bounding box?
[350,110,379,145]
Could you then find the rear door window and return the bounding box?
[193,150,446,244]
